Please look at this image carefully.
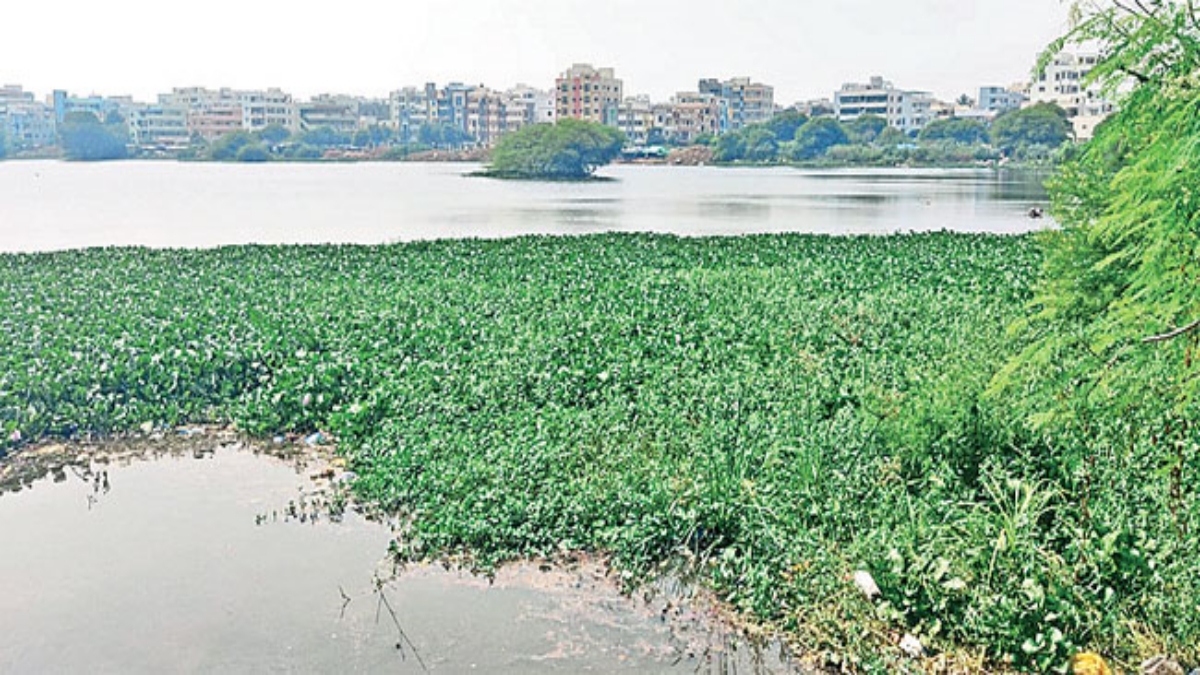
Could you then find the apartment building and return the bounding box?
[237,89,299,133]
[698,77,774,130]
[555,64,622,126]
[666,92,725,144]
[1,86,51,148]
[389,86,434,142]
[834,76,934,134]
[187,102,243,141]
[505,85,555,126]
[0,86,56,149]
[1030,51,1114,140]
[617,96,655,145]
[298,94,359,134]
[978,86,1027,114]
[159,87,301,136]
[128,105,189,149]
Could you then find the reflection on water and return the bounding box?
[0,446,798,673]
[0,162,1050,253]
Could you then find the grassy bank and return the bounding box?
[1,233,1195,670]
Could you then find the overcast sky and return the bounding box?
[3,0,1071,104]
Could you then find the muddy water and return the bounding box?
[0,444,797,673]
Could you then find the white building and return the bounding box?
[128,105,189,149]
[158,87,300,136]
[1029,51,1115,140]
[978,86,1027,115]
[0,85,57,149]
[504,85,555,126]
[834,76,935,135]
[617,96,655,145]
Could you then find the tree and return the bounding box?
[60,111,129,161]
[846,114,888,144]
[764,110,808,143]
[485,119,625,180]
[417,122,472,150]
[712,132,746,162]
[918,118,989,144]
[876,126,907,147]
[989,103,1071,156]
[207,131,256,161]
[791,117,849,160]
[256,124,291,145]
[741,126,779,162]
[235,144,270,162]
[300,126,351,148]
[985,8,1200,661]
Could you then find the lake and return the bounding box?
[0,161,1049,253]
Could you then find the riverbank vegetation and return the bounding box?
[708,103,1072,168]
[1,232,1195,670]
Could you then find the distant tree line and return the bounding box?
[187,120,481,162]
[708,103,1074,166]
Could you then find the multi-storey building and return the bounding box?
[465,86,505,145]
[389,86,433,143]
[555,64,622,126]
[187,101,243,141]
[666,92,725,144]
[698,77,774,130]
[617,96,655,145]
[433,83,474,134]
[0,86,57,149]
[236,88,299,133]
[128,105,189,149]
[51,90,126,123]
[505,85,555,126]
[978,86,1027,115]
[1029,51,1114,140]
[158,87,300,136]
[834,76,934,135]
[298,95,359,134]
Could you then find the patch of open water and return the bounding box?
[0,440,799,673]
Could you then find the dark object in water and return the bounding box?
[1028,207,1045,219]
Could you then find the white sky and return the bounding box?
[2,0,1072,104]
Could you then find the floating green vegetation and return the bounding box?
[0,233,1195,670]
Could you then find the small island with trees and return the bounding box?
[475,119,626,180]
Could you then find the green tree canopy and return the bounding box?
[207,131,257,161]
[255,124,291,145]
[740,126,779,162]
[300,126,351,148]
[989,103,1071,156]
[486,119,625,180]
[918,117,989,144]
[235,143,270,163]
[764,110,808,143]
[989,11,1200,660]
[846,114,888,144]
[791,117,849,160]
[711,132,745,162]
[417,122,473,150]
[60,111,129,161]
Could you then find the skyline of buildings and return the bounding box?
[1,52,1112,155]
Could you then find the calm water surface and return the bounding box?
[0,161,1049,252]
[0,446,794,673]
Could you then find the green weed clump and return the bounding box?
[0,233,1195,670]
